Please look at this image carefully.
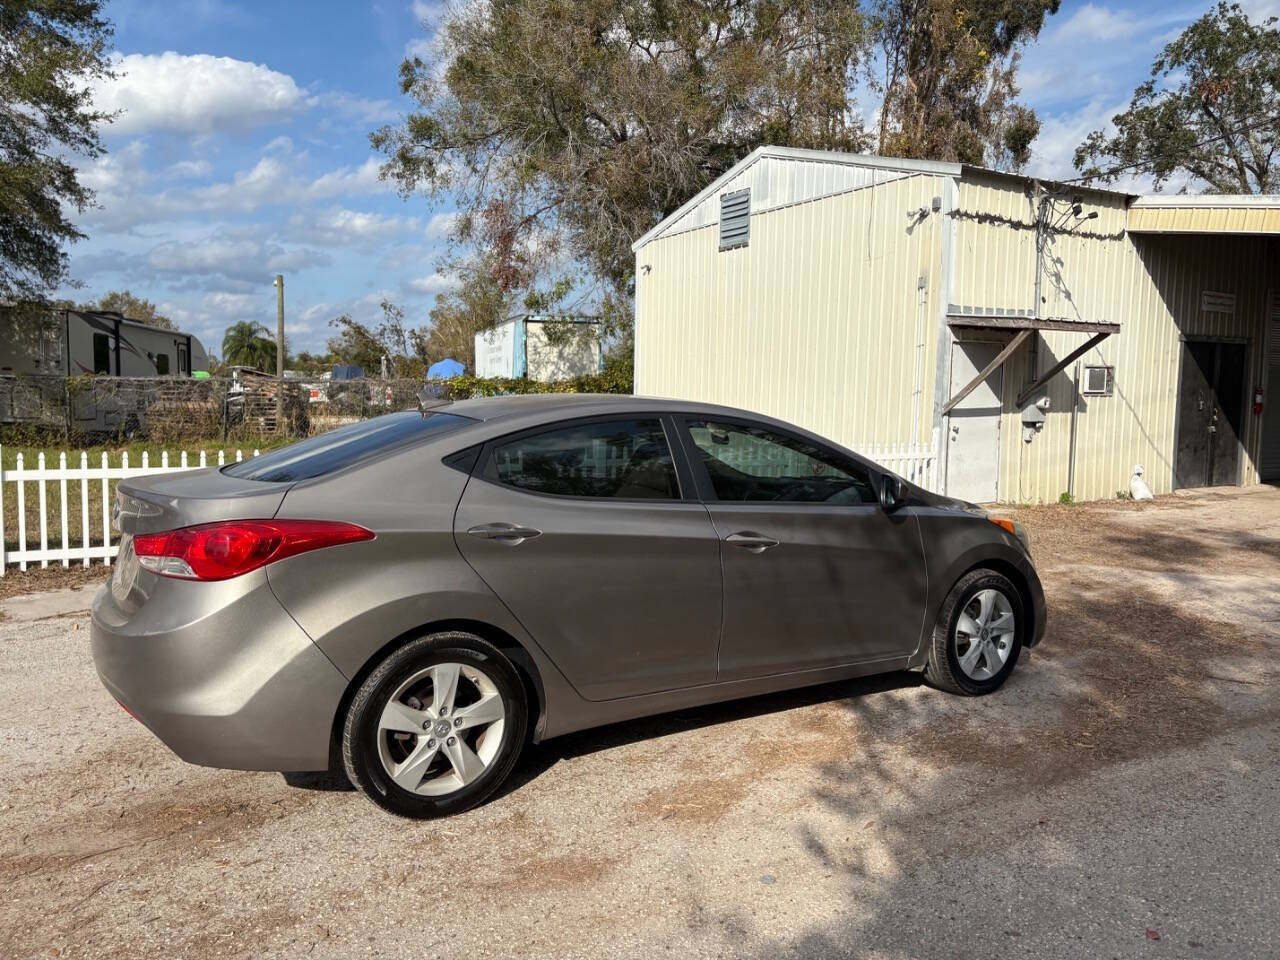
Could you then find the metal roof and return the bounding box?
[1128,194,1280,234]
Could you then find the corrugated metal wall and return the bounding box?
[636,172,945,450]
[636,160,1277,503]
[951,173,1274,502]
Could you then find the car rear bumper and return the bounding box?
[90,571,348,772]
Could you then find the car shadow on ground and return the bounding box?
[279,669,928,796]
[493,669,927,802]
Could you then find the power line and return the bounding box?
[1065,114,1280,185]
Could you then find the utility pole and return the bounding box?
[274,274,285,433]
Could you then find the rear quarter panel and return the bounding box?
[264,442,579,738]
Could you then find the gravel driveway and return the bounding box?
[2,486,1278,959]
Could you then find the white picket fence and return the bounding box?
[0,432,939,575]
[0,447,259,574]
[859,431,941,493]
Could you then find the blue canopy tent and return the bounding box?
[427,358,465,380]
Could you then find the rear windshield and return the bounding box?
[223,411,475,483]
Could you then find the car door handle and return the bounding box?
[725,531,779,553]
[466,522,542,544]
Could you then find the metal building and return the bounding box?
[474,315,603,382]
[632,147,1280,503]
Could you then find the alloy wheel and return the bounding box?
[375,662,506,796]
[953,588,1016,681]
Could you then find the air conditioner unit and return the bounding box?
[1083,365,1114,396]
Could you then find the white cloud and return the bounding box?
[308,158,385,198]
[145,232,331,285]
[1053,4,1144,42]
[95,52,307,135]
[294,207,421,246]
[1029,98,1124,180]
[412,1,445,24]
[78,139,151,195]
[80,143,393,233]
[424,211,458,240]
[405,36,434,59]
[408,273,459,294]
[1241,0,1280,19]
[164,159,212,180]
[1030,98,1164,192]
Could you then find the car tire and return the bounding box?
[924,568,1025,696]
[342,632,527,818]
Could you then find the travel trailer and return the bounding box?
[0,307,212,435]
[0,308,209,377]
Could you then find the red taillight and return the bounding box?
[132,519,374,581]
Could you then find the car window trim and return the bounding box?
[674,414,880,506]
[470,412,692,504]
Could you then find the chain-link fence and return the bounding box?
[0,368,635,447]
[0,373,436,446]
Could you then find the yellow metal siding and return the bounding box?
[635,163,1276,504]
[1128,206,1280,234]
[636,174,945,450]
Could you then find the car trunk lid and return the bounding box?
[114,468,293,536]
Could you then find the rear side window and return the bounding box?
[686,419,876,504]
[224,411,474,482]
[483,418,679,499]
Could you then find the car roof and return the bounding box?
[443,393,756,422]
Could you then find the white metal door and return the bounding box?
[946,341,1003,503]
[1261,291,1280,482]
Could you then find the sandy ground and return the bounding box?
[1,485,1278,959]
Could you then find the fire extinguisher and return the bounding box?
[1255,386,1265,416]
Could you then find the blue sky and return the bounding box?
[60,0,1280,357]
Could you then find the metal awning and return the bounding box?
[1128,195,1280,235]
[948,314,1119,335]
[943,313,1119,414]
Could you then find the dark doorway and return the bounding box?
[1175,340,1247,488]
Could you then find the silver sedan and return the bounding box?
[92,395,1044,818]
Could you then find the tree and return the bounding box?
[1075,3,1279,193]
[328,300,427,378]
[374,0,871,320]
[1,1,116,301]
[82,290,173,328]
[871,0,1060,169]
[222,321,277,371]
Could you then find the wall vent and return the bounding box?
[1201,290,1235,314]
[719,189,750,250]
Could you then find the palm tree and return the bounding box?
[221,321,276,371]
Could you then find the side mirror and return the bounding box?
[879,475,907,511]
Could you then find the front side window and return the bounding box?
[484,418,679,500]
[155,353,170,375]
[686,419,876,504]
